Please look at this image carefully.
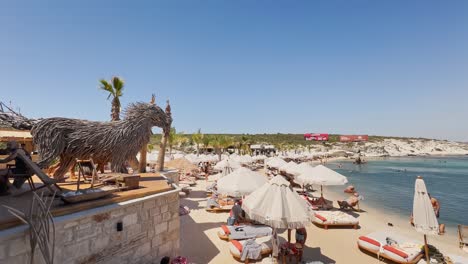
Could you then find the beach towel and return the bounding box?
[206,198,220,208]
[228,225,273,240]
[240,239,262,261]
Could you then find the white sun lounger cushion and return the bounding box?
[313,211,359,225]
[229,236,286,258]
[218,225,273,240]
[358,231,422,263]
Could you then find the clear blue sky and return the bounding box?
[1,1,467,141]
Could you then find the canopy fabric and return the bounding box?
[216,167,268,197]
[413,177,439,235]
[242,175,313,229]
[287,163,313,177]
[297,165,348,186]
[252,155,267,161]
[279,161,298,172]
[265,157,287,168]
[213,159,241,171]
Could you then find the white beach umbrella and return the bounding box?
[252,155,267,161]
[242,175,313,229]
[413,176,439,263]
[266,157,287,168]
[217,167,268,197]
[298,165,348,186]
[287,163,313,177]
[279,161,297,172]
[297,165,348,198]
[213,159,241,171]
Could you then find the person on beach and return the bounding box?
[337,192,360,209]
[230,199,246,225]
[429,194,445,234]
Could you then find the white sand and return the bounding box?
[180,179,467,263]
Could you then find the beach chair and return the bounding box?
[313,211,359,230]
[357,231,423,264]
[13,151,61,196]
[229,236,287,263]
[458,225,468,249]
[217,224,273,241]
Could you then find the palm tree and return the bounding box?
[202,134,211,154]
[192,129,203,155]
[99,76,125,121]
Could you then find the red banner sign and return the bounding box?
[304,133,329,141]
[339,135,368,142]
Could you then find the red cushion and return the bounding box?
[314,213,327,222]
[358,236,381,247]
[383,245,409,259]
[221,225,230,235]
[231,240,243,252]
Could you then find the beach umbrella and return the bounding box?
[213,159,241,171]
[297,165,348,195]
[242,175,313,229]
[242,175,313,257]
[286,163,312,177]
[265,157,287,168]
[216,167,268,197]
[413,176,439,264]
[279,161,297,173]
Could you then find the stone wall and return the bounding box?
[0,188,180,264]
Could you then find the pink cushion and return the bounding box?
[221,225,230,235]
[231,240,243,252]
[359,236,381,247]
[383,245,409,259]
[315,213,327,222]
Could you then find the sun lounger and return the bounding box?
[459,225,468,250]
[206,204,233,213]
[313,211,359,229]
[337,199,361,212]
[217,224,273,241]
[229,235,287,263]
[357,231,423,264]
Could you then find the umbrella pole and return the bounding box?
[321,185,323,197]
[424,234,430,264]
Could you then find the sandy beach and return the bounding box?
[180,177,467,263]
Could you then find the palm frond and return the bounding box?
[112,76,125,96]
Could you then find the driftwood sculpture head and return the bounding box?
[30,100,172,178]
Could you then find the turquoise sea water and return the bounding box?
[326,156,468,228]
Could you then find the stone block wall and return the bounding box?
[0,189,180,264]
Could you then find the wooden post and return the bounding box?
[157,128,169,172]
[139,144,147,173]
[424,234,430,264]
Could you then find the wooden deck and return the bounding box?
[0,172,174,230]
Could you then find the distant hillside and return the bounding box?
[150,133,433,147]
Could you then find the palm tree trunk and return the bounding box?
[111,98,120,121]
[139,144,147,173]
[157,128,169,172]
